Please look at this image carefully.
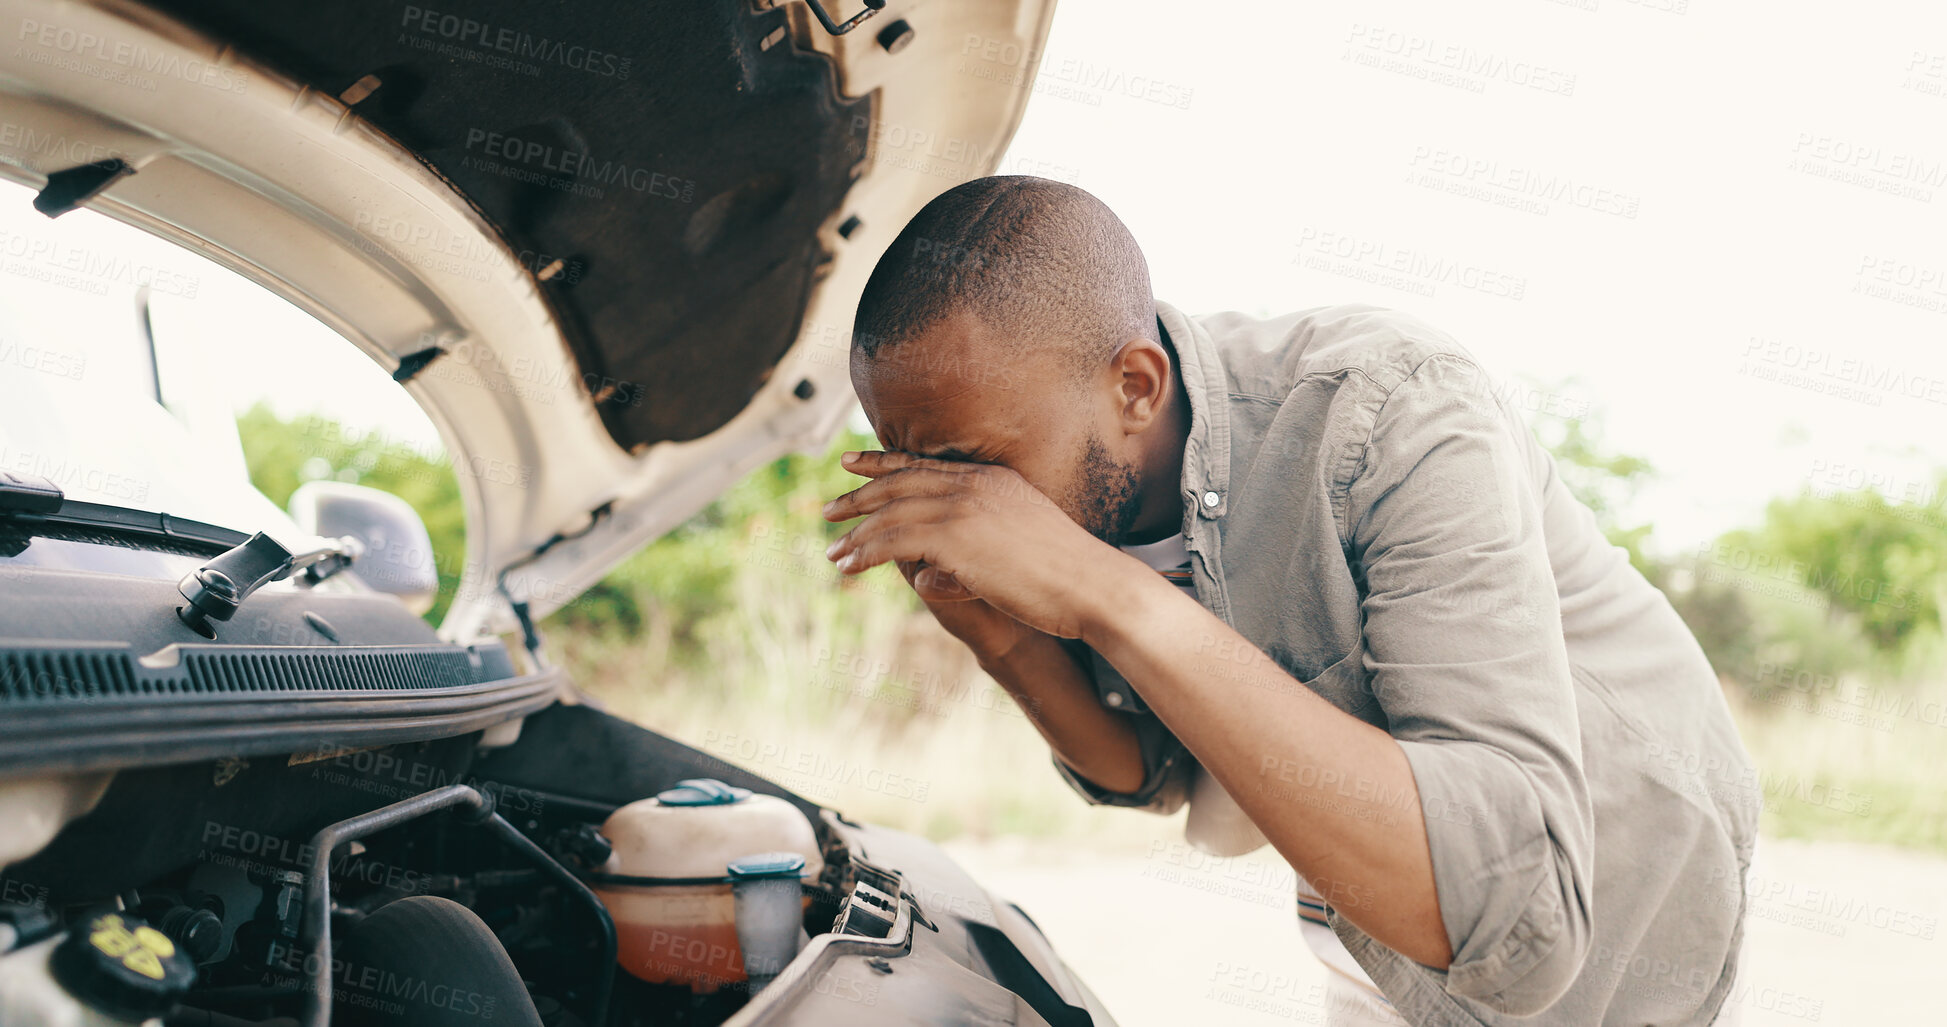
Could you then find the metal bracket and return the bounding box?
[804,0,885,36]
[175,532,363,636]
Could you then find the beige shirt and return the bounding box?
[1119,529,1389,999]
[1057,301,1759,1026]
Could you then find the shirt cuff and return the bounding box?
[1396,738,1591,1015]
[1052,712,1191,813]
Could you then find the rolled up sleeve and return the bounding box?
[1051,645,1194,813]
[1343,354,1595,1015]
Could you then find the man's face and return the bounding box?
[851,311,1145,545]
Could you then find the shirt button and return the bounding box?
[1104,691,1126,708]
[1202,491,1221,508]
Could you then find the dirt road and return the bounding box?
[942,834,1946,1025]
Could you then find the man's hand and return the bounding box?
[828,450,1149,793]
[894,559,1039,663]
[821,450,1130,641]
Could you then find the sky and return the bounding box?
[1,0,1942,556]
[990,0,1947,551]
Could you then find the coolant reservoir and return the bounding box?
[0,911,196,1026]
[591,779,822,992]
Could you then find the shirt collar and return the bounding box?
[1156,300,1231,524]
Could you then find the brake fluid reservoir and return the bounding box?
[591,779,822,992]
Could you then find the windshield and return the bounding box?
[0,180,281,531]
[0,178,440,533]
[0,178,453,598]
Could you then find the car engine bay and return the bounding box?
[0,706,923,1027]
[0,482,1105,1027]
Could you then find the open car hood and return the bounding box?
[0,0,1055,640]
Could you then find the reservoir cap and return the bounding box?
[51,910,196,1020]
[727,852,808,879]
[657,778,752,807]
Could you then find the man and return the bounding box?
[821,176,1758,1026]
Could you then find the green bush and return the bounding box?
[1681,480,1947,689]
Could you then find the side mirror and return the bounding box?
[287,481,439,615]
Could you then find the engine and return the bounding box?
[0,708,871,1027]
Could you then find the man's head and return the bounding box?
[850,176,1186,546]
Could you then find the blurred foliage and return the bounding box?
[235,403,1947,851]
[1677,480,1947,691]
[237,402,468,622]
[237,398,1944,690]
[236,401,896,639]
[1527,402,1659,579]
[1735,486,1944,652]
[1524,391,1944,689]
[542,426,911,648]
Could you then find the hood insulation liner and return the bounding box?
[144,0,874,448]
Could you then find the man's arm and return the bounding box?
[822,451,1448,961]
[1078,569,1455,967]
[884,559,1148,795]
[1327,353,1595,1013]
[976,629,1148,795]
[817,457,1448,966]
[1090,353,1595,1012]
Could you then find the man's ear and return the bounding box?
[1108,337,1173,433]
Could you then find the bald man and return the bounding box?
[821,177,1757,1027]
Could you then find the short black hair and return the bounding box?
[851,176,1157,379]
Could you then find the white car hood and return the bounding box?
[0,0,1055,641]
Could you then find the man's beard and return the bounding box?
[1074,431,1144,547]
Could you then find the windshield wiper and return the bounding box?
[176,532,365,636]
[0,471,245,552]
[2,468,364,635]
